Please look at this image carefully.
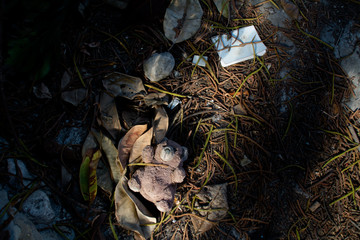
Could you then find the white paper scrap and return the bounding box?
[211,25,267,67]
[192,55,208,67]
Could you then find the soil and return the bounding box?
[1,0,360,239]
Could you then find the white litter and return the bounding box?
[192,55,208,67]
[211,25,267,67]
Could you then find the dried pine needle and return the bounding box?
[214,151,238,193]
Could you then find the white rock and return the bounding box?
[143,52,175,82]
[22,190,55,224]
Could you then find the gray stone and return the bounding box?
[40,226,75,240]
[22,190,55,224]
[0,189,10,225]
[11,213,43,240]
[251,0,290,28]
[276,32,296,56]
[7,159,35,186]
[143,52,175,82]
[343,46,360,111]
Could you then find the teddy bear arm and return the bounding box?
[172,168,186,183]
[142,145,154,163]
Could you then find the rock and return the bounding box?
[342,46,360,111]
[11,213,44,240]
[40,226,75,240]
[7,159,35,186]
[251,0,290,28]
[22,190,55,224]
[55,126,87,145]
[0,189,10,225]
[143,52,175,82]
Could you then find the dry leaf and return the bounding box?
[163,0,203,43]
[118,124,148,169]
[62,89,88,106]
[80,133,102,202]
[96,160,114,196]
[233,103,247,115]
[92,130,123,182]
[213,0,229,18]
[129,127,154,166]
[191,183,229,234]
[98,92,122,140]
[144,93,169,106]
[281,0,299,20]
[103,72,146,99]
[114,176,156,239]
[153,106,169,144]
[60,69,72,89]
[33,83,52,99]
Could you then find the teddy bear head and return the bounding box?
[144,138,188,168]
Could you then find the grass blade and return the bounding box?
[322,144,360,168]
[145,84,189,98]
[194,125,214,168]
[214,151,238,193]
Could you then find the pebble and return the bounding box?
[22,190,55,224]
[143,52,175,82]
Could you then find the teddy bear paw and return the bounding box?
[156,200,172,212]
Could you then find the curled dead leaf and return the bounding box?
[129,127,154,169]
[144,93,169,106]
[92,130,123,182]
[281,0,299,20]
[103,72,146,99]
[114,176,156,239]
[98,92,122,140]
[191,183,229,234]
[118,124,148,169]
[163,0,203,43]
[153,106,169,144]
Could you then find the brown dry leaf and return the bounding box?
[114,176,156,239]
[92,130,123,182]
[33,83,52,99]
[103,72,146,99]
[61,89,88,106]
[153,106,169,144]
[96,160,114,196]
[233,103,247,115]
[281,0,299,20]
[98,92,122,140]
[163,0,203,43]
[191,183,229,234]
[82,132,98,157]
[118,124,148,169]
[144,93,169,106]
[128,127,154,166]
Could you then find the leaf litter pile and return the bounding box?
[2,0,360,239]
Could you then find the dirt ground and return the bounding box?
[1,0,360,239]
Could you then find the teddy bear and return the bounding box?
[128,138,188,212]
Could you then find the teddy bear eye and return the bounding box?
[160,146,175,161]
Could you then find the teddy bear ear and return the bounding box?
[181,147,188,161]
[160,146,175,161]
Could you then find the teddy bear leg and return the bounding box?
[128,177,141,192]
[155,200,172,212]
